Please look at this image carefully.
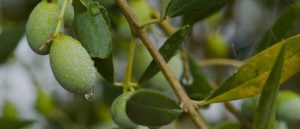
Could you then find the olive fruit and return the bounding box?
[2,101,18,119]
[26,1,59,55]
[111,92,138,129]
[241,95,259,119]
[130,0,151,22]
[58,0,74,26]
[50,34,96,94]
[35,88,54,116]
[276,90,300,122]
[206,32,228,58]
[275,121,289,129]
[213,122,245,129]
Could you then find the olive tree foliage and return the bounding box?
[0,0,300,129]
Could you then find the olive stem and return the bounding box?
[123,37,137,92]
[199,58,242,68]
[116,0,208,129]
[138,18,160,28]
[149,4,251,129]
[39,0,69,54]
[54,0,69,37]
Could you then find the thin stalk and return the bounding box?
[54,0,68,36]
[116,0,208,128]
[39,0,69,51]
[199,58,242,68]
[123,37,137,92]
[139,19,160,28]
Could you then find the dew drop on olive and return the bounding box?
[50,34,96,94]
[26,1,59,55]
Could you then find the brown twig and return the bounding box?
[199,58,242,68]
[224,102,252,129]
[115,0,208,129]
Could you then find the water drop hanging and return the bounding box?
[84,88,95,101]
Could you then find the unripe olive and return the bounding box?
[50,34,96,94]
[241,95,259,120]
[2,101,18,119]
[130,0,151,22]
[35,88,54,116]
[58,0,74,26]
[205,32,228,58]
[111,92,138,129]
[26,1,59,55]
[275,121,289,129]
[276,90,300,122]
[213,122,245,129]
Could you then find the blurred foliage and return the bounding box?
[0,0,300,129]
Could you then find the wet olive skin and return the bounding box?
[50,35,96,94]
[26,1,59,55]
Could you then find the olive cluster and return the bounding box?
[25,0,96,94]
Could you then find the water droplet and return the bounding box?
[84,89,95,101]
[181,74,194,86]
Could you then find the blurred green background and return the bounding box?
[0,0,299,129]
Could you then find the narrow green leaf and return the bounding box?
[160,0,172,20]
[126,90,182,126]
[139,25,190,83]
[93,53,114,83]
[254,3,300,54]
[74,2,112,59]
[0,25,25,63]
[0,118,33,129]
[202,34,300,105]
[167,0,232,25]
[252,45,285,129]
[180,53,212,100]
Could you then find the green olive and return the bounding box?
[206,32,228,58]
[26,1,59,55]
[213,122,245,129]
[275,121,289,129]
[111,92,138,129]
[35,88,54,116]
[130,0,151,22]
[276,90,300,122]
[50,34,96,94]
[3,101,18,119]
[58,0,74,27]
[241,95,259,120]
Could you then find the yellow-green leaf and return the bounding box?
[202,34,300,105]
[252,45,285,129]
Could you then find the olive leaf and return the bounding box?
[126,90,182,126]
[254,3,300,54]
[160,0,172,20]
[93,53,115,83]
[74,2,112,59]
[252,45,285,129]
[180,53,212,100]
[0,25,25,63]
[138,25,190,83]
[166,0,232,25]
[201,34,300,105]
[0,118,33,129]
